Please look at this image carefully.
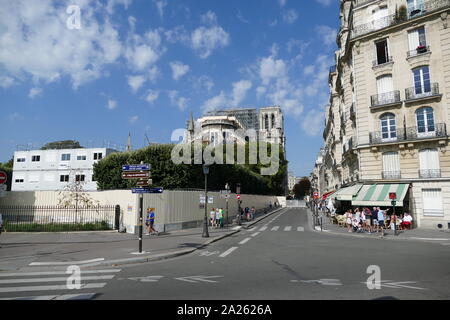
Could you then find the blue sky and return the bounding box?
[0,0,340,177]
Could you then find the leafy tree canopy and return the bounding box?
[41,140,83,150]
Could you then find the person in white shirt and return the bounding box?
[401,213,413,230]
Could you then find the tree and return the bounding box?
[292,177,311,199]
[41,140,83,150]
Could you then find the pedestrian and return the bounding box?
[210,208,216,227]
[251,207,255,220]
[345,209,353,233]
[145,208,157,235]
[215,208,220,228]
[377,207,385,233]
[401,212,413,230]
[219,208,224,228]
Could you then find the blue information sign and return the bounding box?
[132,187,163,194]
[122,164,151,171]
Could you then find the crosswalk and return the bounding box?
[0,261,121,300]
[251,225,305,233]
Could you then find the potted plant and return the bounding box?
[417,44,427,54]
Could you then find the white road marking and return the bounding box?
[360,280,428,290]
[271,226,280,231]
[0,283,106,293]
[297,227,304,232]
[0,269,121,277]
[259,226,268,231]
[122,276,164,283]
[409,237,450,241]
[199,251,220,257]
[247,227,257,232]
[0,275,115,285]
[284,226,292,231]
[0,293,97,300]
[29,258,105,266]
[251,232,260,237]
[175,276,223,283]
[239,238,252,245]
[219,247,238,258]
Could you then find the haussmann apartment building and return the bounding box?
[313,0,450,230]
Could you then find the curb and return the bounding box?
[312,226,450,243]
[84,208,285,268]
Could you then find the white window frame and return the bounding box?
[422,188,444,217]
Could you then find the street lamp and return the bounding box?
[225,183,230,228]
[236,183,241,226]
[202,165,210,238]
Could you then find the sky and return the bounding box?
[0,0,340,177]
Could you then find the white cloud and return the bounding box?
[259,56,287,85]
[191,12,230,59]
[231,80,252,106]
[125,26,165,72]
[127,75,146,93]
[28,87,42,99]
[154,0,167,18]
[144,90,159,104]
[170,61,190,80]
[315,0,333,6]
[0,0,122,89]
[301,108,325,136]
[256,86,267,100]
[283,9,298,24]
[107,99,118,110]
[316,25,337,46]
[129,115,139,124]
[168,90,189,111]
[201,91,228,113]
[278,0,287,7]
[303,65,315,75]
[0,76,15,89]
[193,75,214,92]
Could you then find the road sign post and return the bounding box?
[389,193,397,236]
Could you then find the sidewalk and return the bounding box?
[0,207,284,271]
[309,209,450,242]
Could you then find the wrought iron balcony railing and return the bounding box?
[373,56,393,67]
[382,171,402,180]
[419,169,442,178]
[351,0,450,39]
[405,83,440,101]
[369,123,447,145]
[371,90,401,107]
[407,45,430,58]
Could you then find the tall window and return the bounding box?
[380,113,397,141]
[422,188,443,216]
[407,0,425,17]
[408,26,426,52]
[377,75,393,95]
[416,107,435,136]
[271,114,276,129]
[419,149,440,178]
[264,114,269,130]
[413,66,431,95]
[382,152,400,179]
[372,6,389,29]
[375,39,389,65]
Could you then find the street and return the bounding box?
[1,208,449,300]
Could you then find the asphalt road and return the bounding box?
[1,208,449,300]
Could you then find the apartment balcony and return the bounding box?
[407,45,430,58]
[419,169,442,179]
[350,103,356,120]
[370,91,401,108]
[369,123,447,145]
[382,171,402,180]
[342,136,356,155]
[372,56,393,68]
[405,83,441,103]
[351,0,450,39]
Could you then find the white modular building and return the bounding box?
[11,148,117,191]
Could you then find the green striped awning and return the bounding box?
[351,184,410,207]
[330,184,363,201]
